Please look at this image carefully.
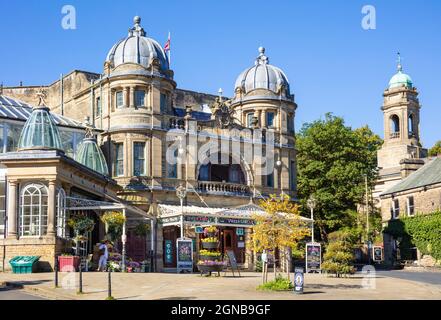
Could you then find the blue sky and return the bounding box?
[1,0,440,146]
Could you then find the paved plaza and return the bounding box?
[1,271,441,300]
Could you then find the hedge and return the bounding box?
[383,211,441,260]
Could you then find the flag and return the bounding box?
[164,33,171,53]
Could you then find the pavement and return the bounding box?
[0,270,441,300]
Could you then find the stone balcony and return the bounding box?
[196,181,251,196]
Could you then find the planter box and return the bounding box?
[197,264,225,274]
[199,255,221,261]
[201,242,219,249]
[58,256,80,272]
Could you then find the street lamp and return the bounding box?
[307,195,317,243]
[176,184,187,239]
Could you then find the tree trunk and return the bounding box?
[273,247,277,280]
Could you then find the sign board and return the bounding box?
[236,228,244,236]
[176,238,193,273]
[306,243,322,273]
[373,246,383,262]
[195,226,204,234]
[293,267,304,294]
[165,240,173,264]
[226,250,241,277]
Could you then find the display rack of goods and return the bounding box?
[197,226,226,276]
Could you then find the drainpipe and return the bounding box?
[60,74,64,116]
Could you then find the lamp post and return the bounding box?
[307,195,317,243]
[176,185,187,239]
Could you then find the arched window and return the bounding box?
[20,183,48,237]
[408,114,415,136]
[390,115,400,138]
[57,188,67,238]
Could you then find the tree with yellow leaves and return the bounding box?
[251,194,310,283]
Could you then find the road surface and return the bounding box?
[378,270,441,286]
[0,287,47,300]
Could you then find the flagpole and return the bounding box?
[168,32,171,68]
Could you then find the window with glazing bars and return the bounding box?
[116,91,124,108]
[115,143,124,176]
[135,90,145,107]
[20,183,48,237]
[406,197,415,216]
[391,199,400,219]
[133,142,146,176]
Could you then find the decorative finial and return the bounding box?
[397,52,403,72]
[129,16,145,37]
[218,88,223,101]
[36,87,47,107]
[134,16,141,25]
[84,116,95,138]
[256,46,269,65]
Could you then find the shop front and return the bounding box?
[158,203,265,271]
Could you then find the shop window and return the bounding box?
[135,90,145,107]
[406,196,415,217]
[391,199,400,219]
[19,183,48,237]
[0,179,5,238]
[115,143,124,176]
[116,91,124,108]
[266,112,275,128]
[57,188,68,238]
[133,142,146,176]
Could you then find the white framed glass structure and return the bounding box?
[56,188,67,238]
[19,183,49,237]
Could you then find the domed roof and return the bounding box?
[234,47,290,96]
[18,105,63,151]
[388,54,413,89]
[106,16,169,72]
[75,126,109,176]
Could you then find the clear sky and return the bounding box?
[1,0,440,147]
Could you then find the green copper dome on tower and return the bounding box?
[75,124,109,176]
[18,92,63,151]
[388,53,413,89]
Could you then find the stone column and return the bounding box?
[261,110,266,128]
[47,180,57,237]
[7,180,18,239]
[257,110,262,127]
[129,86,135,108]
[123,87,129,108]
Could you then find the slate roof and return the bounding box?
[0,95,85,129]
[381,157,441,196]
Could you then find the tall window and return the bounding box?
[390,115,400,138]
[0,179,5,238]
[406,197,415,217]
[116,91,124,108]
[133,142,146,176]
[115,143,124,176]
[167,148,178,179]
[290,161,297,191]
[247,113,254,128]
[96,97,102,117]
[266,112,275,128]
[20,183,48,237]
[391,199,400,219]
[57,189,67,238]
[266,172,274,188]
[135,90,145,107]
[287,114,294,133]
[160,93,167,113]
[408,114,415,137]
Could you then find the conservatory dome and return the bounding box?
[234,47,290,96]
[18,105,63,151]
[106,16,169,72]
[75,133,109,176]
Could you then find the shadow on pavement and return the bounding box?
[156,297,197,300]
[307,283,363,290]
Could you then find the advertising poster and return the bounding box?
[306,243,322,273]
[176,238,193,273]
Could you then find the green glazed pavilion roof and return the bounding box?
[75,137,109,176]
[18,106,63,151]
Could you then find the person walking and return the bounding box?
[98,240,110,272]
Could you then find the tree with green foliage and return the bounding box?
[321,230,357,277]
[296,113,383,242]
[429,141,441,157]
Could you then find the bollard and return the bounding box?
[78,259,83,294]
[54,255,59,288]
[106,270,114,300]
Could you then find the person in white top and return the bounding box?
[98,240,110,271]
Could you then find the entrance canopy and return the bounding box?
[158,203,312,228]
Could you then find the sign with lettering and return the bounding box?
[294,267,304,294]
[165,240,173,264]
[306,243,321,273]
[226,250,241,277]
[373,246,383,262]
[184,216,216,224]
[195,226,204,234]
[218,217,255,226]
[176,238,193,273]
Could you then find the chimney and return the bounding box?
[400,158,425,178]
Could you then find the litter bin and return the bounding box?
[9,256,40,274]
